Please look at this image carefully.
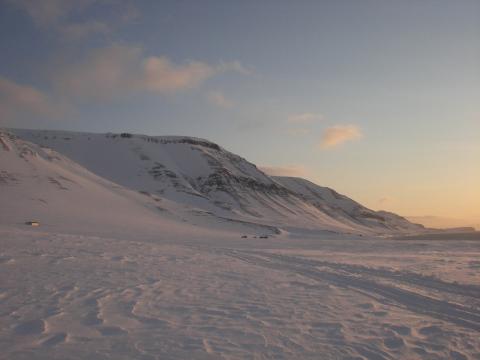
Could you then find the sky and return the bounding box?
[0,0,479,227]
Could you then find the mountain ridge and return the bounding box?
[4,128,426,237]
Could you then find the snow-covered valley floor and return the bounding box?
[1,226,479,360]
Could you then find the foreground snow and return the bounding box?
[1,225,479,360]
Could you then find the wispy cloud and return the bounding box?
[62,20,111,39]
[53,44,247,101]
[0,41,248,123]
[143,56,215,93]
[217,60,253,75]
[0,76,66,123]
[9,0,88,27]
[206,91,234,108]
[285,112,323,137]
[320,124,362,149]
[378,196,394,206]
[9,0,139,40]
[287,112,322,124]
[259,165,309,178]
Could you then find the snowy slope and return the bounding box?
[274,176,424,233]
[0,131,234,239]
[9,129,425,236]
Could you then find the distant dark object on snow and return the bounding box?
[241,235,247,238]
[25,221,40,227]
[120,133,133,138]
[259,235,268,239]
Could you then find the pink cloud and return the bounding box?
[143,57,214,93]
[0,76,66,123]
[53,45,246,101]
[320,124,362,149]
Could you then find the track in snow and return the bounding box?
[220,249,480,332]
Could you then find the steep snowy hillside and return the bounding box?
[274,177,423,233]
[0,131,229,239]
[10,129,425,236]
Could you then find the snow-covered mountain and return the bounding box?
[273,176,423,233]
[0,131,231,239]
[4,129,425,236]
